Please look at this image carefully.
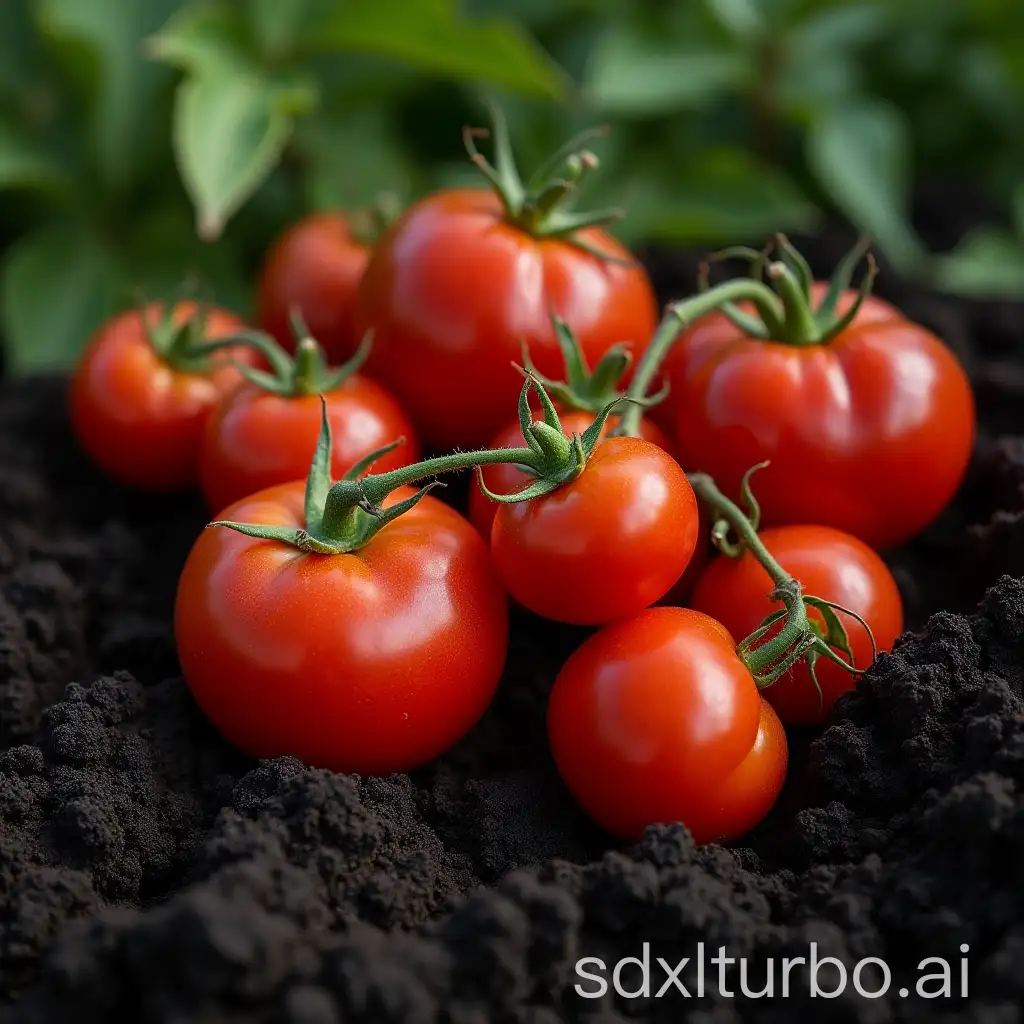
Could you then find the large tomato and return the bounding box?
[175,481,508,774]
[666,279,975,549]
[198,376,419,514]
[355,188,657,450]
[70,302,255,492]
[256,213,370,362]
[468,409,674,539]
[489,436,697,625]
[690,524,903,724]
[547,606,787,843]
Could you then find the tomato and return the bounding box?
[175,481,508,775]
[256,213,369,363]
[355,188,658,450]
[489,436,697,625]
[657,495,712,606]
[689,524,903,724]
[198,378,420,514]
[70,302,255,492]
[666,283,975,549]
[468,409,674,539]
[547,606,787,843]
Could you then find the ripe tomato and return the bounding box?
[70,302,255,492]
[256,213,370,362]
[547,606,787,843]
[198,378,420,514]
[175,481,508,775]
[666,284,975,549]
[689,524,903,724]
[489,436,697,625]
[355,188,658,450]
[468,409,674,539]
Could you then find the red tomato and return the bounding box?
[256,213,369,362]
[468,409,675,539]
[175,481,509,774]
[354,189,658,450]
[666,286,975,549]
[547,606,787,843]
[490,437,697,625]
[657,495,713,607]
[198,378,420,514]
[690,524,903,724]
[70,302,255,492]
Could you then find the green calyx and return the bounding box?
[215,311,372,398]
[688,465,878,707]
[520,313,667,417]
[464,102,627,262]
[698,233,878,347]
[210,375,627,555]
[144,302,219,374]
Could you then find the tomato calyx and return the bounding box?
[209,376,629,554]
[143,302,220,374]
[214,312,372,398]
[463,102,626,262]
[699,234,879,348]
[689,465,878,702]
[347,192,403,247]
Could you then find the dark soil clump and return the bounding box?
[3,222,1024,1022]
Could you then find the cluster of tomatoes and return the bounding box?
[68,109,976,847]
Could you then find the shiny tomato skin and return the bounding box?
[490,437,697,625]
[175,482,509,775]
[690,524,903,725]
[468,410,675,539]
[355,189,658,450]
[256,213,369,361]
[547,606,787,843]
[666,291,975,549]
[70,302,253,492]
[198,378,421,514]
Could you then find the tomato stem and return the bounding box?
[688,469,876,698]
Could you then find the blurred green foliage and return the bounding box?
[1,0,1023,375]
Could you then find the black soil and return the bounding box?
[3,221,1024,1023]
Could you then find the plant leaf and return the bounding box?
[585,27,748,116]
[172,69,316,240]
[148,4,252,72]
[310,0,568,100]
[806,100,926,273]
[932,229,1024,299]
[247,0,310,60]
[1,224,122,375]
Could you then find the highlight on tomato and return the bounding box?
[70,300,258,492]
[176,405,508,776]
[354,103,659,450]
[256,199,398,363]
[650,235,975,549]
[482,377,698,626]
[689,465,903,724]
[547,605,788,845]
[197,316,419,514]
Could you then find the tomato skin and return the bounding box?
[666,288,975,549]
[547,606,787,843]
[490,437,697,626]
[198,379,420,514]
[690,524,903,725]
[256,213,369,362]
[468,410,674,539]
[355,189,658,450]
[175,482,509,775]
[70,302,253,492]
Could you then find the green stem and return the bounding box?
[766,262,820,345]
[292,338,323,395]
[616,278,784,437]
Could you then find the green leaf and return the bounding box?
[247,0,311,60]
[1,224,122,375]
[0,117,69,195]
[173,69,316,240]
[584,27,748,115]
[788,3,888,54]
[806,101,926,273]
[706,0,765,41]
[147,3,252,72]
[932,229,1024,299]
[311,0,568,100]
[37,0,179,194]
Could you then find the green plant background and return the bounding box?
[2,0,1023,375]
